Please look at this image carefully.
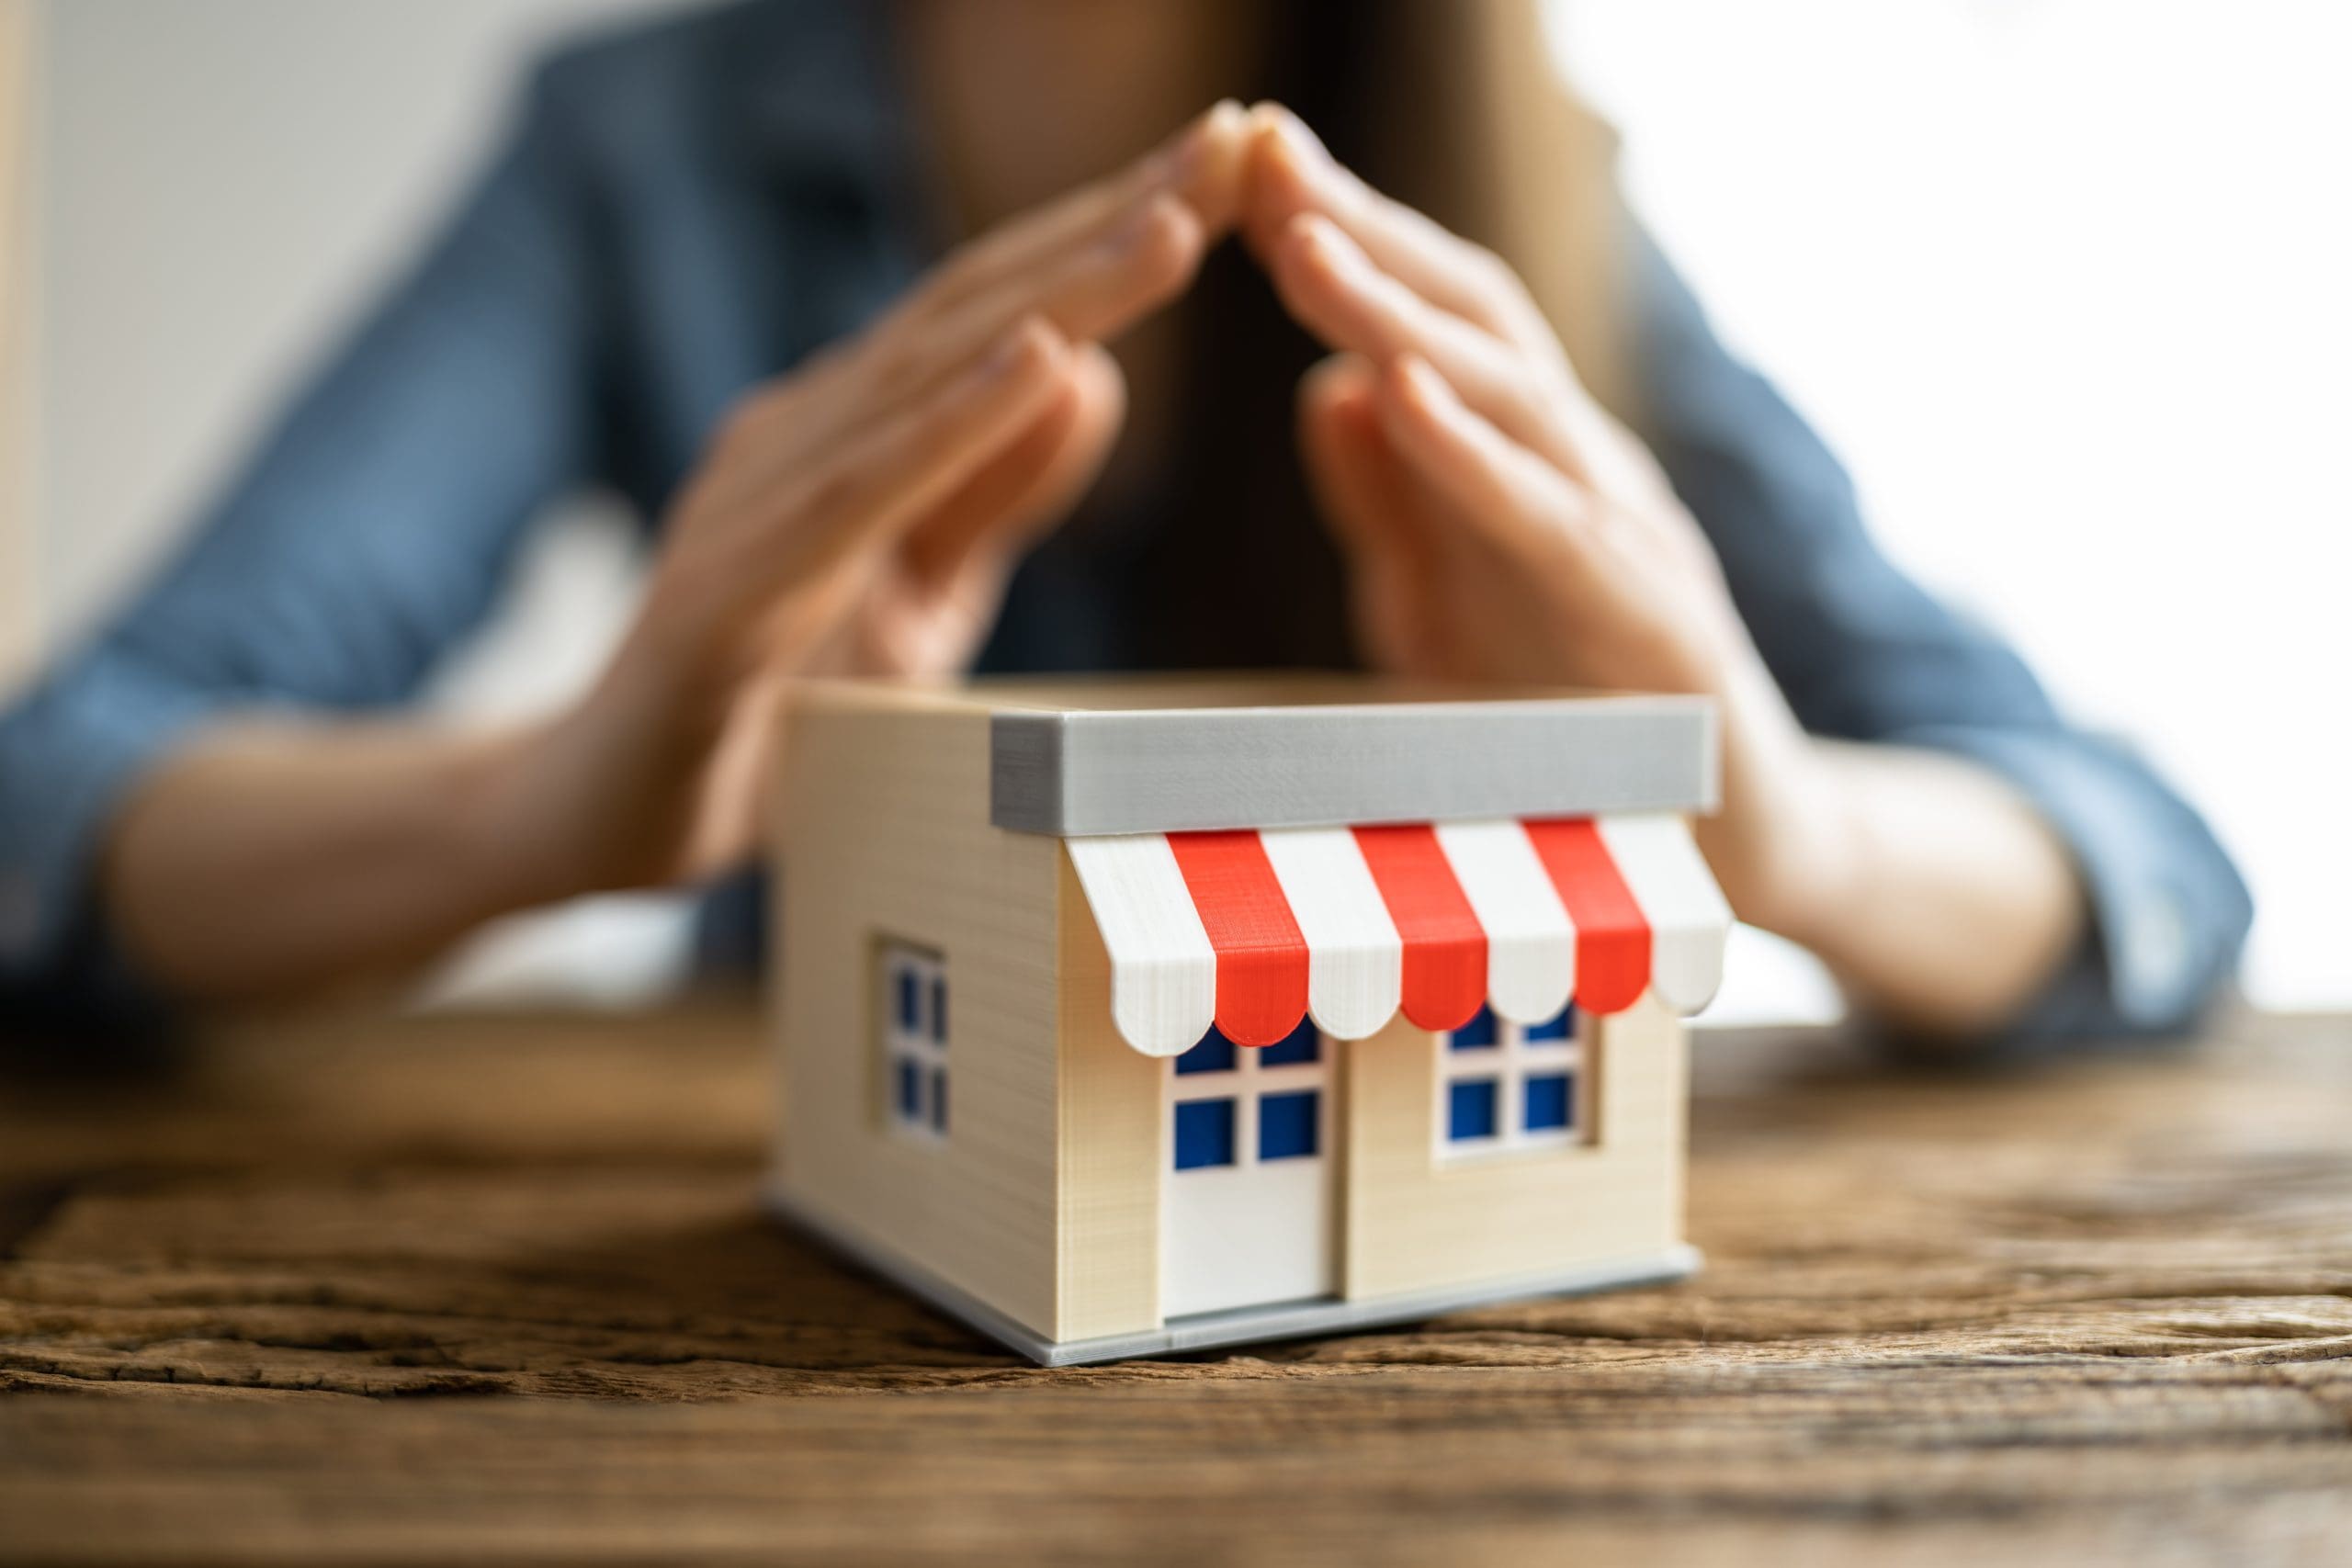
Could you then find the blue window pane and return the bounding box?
[895,967,920,1032]
[894,1056,922,1122]
[1258,1018,1320,1066]
[1259,1089,1319,1160]
[1449,1005,1498,1051]
[931,1066,950,1133]
[1175,1029,1238,1076]
[1524,1072,1574,1132]
[1526,1005,1576,1043]
[1173,1098,1237,1169]
[1448,1078,1499,1141]
[931,976,948,1045]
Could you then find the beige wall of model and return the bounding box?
[1341,998,1687,1301]
[770,685,1069,1339]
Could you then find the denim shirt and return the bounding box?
[0,0,2250,1044]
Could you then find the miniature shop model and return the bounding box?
[763,676,1733,1366]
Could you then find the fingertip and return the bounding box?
[1145,187,1207,244]
[1258,103,1327,161]
[1125,191,1208,292]
[1270,211,1363,315]
[1018,333,1114,440]
[1300,355,1382,448]
[1374,355,1469,454]
[1253,139,1314,210]
[1169,100,1251,231]
[1262,109,1337,209]
[1242,103,1347,248]
[1066,338,1128,414]
[1240,101,1301,164]
[1025,310,1072,356]
[1302,351,1374,403]
[989,313,1069,383]
[1068,334,1123,377]
[1386,353,1448,407]
[1288,210,1350,264]
[1242,127,1317,244]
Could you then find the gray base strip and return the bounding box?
[764,1184,1702,1368]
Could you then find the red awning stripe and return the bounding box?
[1352,823,1488,1032]
[1523,817,1653,1016]
[1164,829,1312,1047]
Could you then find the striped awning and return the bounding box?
[1066,815,1731,1057]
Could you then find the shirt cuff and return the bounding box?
[1883,723,2253,1046]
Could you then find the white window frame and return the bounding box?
[1167,1032,1329,1174]
[1431,1007,1589,1162]
[877,939,947,1145]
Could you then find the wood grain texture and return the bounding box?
[6,1004,2352,1565]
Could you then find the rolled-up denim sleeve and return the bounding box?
[1628,226,2251,1043]
[0,69,603,1031]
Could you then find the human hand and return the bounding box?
[1240,108,1746,692]
[508,103,1252,894]
[1241,107,1838,931]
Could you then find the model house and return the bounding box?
[764,676,1732,1365]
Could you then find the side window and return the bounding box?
[1170,1018,1325,1172]
[878,940,947,1143]
[1434,1002,1588,1159]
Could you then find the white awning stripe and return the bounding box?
[1259,827,1404,1041]
[1597,814,1733,1014]
[1431,819,1578,1026]
[1064,833,1217,1057]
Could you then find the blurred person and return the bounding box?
[0,0,2248,1048]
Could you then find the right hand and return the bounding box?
[499,103,1250,897]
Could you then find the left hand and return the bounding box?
[1238,107,1835,931]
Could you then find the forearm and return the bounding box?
[1805,741,2083,1037]
[1706,668,2086,1038]
[98,717,571,1002]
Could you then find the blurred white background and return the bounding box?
[11,0,2347,1013]
[1555,0,2352,1013]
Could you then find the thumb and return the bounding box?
[1300,353,1451,674]
[1298,353,1429,570]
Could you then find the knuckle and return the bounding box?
[1299,354,1354,404]
[1127,208,1203,291]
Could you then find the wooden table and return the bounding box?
[5,1003,2351,1564]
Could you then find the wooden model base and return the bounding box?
[765,1182,1701,1367]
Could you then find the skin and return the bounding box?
[1245,108,2081,1034]
[97,12,2083,1038]
[103,102,1256,998]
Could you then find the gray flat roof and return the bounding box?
[987,688,1718,837]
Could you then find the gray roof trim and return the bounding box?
[989,696,1718,836]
